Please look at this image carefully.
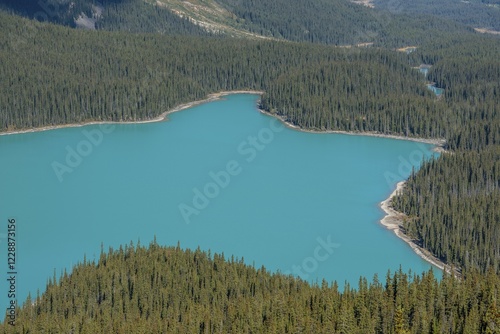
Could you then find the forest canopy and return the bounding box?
[1,242,500,333]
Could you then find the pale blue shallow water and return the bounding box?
[427,84,444,96]
[0,94,440,312]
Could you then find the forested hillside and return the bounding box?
[216,0,383,44]
[374,0,500,31]
[2,242,500,333]
[215,0,473,46]
[0,0,476,46]
[394,147,500,273]
[389,39,500,274]
[94,0,212,35]
[0,0,211,35]
[0,11,435,135]
[263,36,500,146]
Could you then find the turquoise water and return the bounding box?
[418,67,429,77]
[427,84,444,96]
[0,94,440,312]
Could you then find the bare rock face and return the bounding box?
[74,4,103,30]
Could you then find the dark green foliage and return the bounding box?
[393,147,500,274]
[217,0,474,47]
[217,0,383,45]
[2,242,500,333]
[373,14,477,48]
[0,11,440,136]
[261,58,448,137]
[0,0,477,47]
[388,37,500,275]
[0,0,78,26]
[375,0,500,31]
[263,36,500,148]
[94,0,211,35]
[0,0,211,36]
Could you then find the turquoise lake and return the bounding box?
[0,93,440,312]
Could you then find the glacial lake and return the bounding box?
[0,93,440,312]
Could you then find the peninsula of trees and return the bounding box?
[2,242,499,333]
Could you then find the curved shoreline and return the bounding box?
[1,90,446,151]
[0,90,265,137]
[258,110,447,151]
[260,107,452,274]
[379,181,459,277]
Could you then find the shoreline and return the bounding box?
[0,90,265,137]
[379,181,459,277]
[263,108,453,273]
[0,90,446,152]
[257,110,447,152]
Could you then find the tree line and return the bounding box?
[0,11,436,134]
[2,242,499,333]
[393,146,500,274]
[375,0,500,31]
[390,36,500,275]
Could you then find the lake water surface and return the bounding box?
[0,94,440,311]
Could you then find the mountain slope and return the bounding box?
[157,0,475,46]
[150,0,272,39]
[0,0,476,46]
[0,0,212,36]
[375,0,500,32]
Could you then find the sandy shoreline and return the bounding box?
[379,181,459,276]
[259,110,447,150]
[262,108,452,273]
[0,90,265,137]
[0,90,446,152]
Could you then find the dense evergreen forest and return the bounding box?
[215,0,473,46]
[0,0,476,46]
[375,0,500,31]
[393,147,500,273]
[0,11,437,133]
[216,0,385,44]
[2,242,500,333]
[0,0,211,35]
[94,0,211,35]
[389,38,500,274]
